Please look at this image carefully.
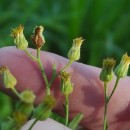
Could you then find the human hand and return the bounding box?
[21,118,71,130]
[0,46,130,130]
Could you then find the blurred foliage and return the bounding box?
[0,92,12,118]
[0,0,130,122]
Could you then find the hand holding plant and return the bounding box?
[0,25,130,130]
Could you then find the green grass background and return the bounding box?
[0,0,130,125]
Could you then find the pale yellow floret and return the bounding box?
[73,37,84,47]
[121,52,130,64]
[103,58,116,68]
[60,71,71,81]
[0,66,8,73]
[11,25,24,38]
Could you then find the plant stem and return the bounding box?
[36,48,50,95]
[103,78,120,130]
[61,60,73,72]
[24,48,50,95]
[65,95,69,126]
[37,48,40,59]
[28,118,38,130]
[12,87,21,100]
[48,60,73,87]
[24,49,37,61]
[103,82,108,130]
[108,77,120,102]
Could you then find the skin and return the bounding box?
[0,46,130,130]
[21,118,71,130]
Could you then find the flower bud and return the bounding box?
[15,90,36,117]
[0,65,17,89]
[44,95,56,109]
[20,90,36,104]
[11,25,28,50]
[100,58,116,82]
[31,25,45,48]
[115,53,130,78]
[33,95,56,120]
[68,37,84,61]
[16,102,34,117]
[60,71,73,95]
[13,111,27,126]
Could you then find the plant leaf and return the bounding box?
[68,113,83,130]
[50,112,65,124]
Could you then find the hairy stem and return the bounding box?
[48,60,73,87]
[24,49,37,61]
[65,95,69,126]
[103,82,108,130]
[61,60,73,72]
[37,48,50,95]
[108,77,120,102]
[12,87,21,100]
[24,48,50,95]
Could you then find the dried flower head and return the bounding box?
[11,25,28,50]
[68,37,84,61]
[31,25,45,48]
[60,71,73,95]
[115,53,130,78]
[100,58,116,82]
[0,65,17,89]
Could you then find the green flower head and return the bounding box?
[44,95,56,109]
[20,90,36,104]
[68,37,84,61]
[0,65,17,89]
[60,71,73,95]
[11,25,28,50]
[100,58,116,82]
[115,53,130,78]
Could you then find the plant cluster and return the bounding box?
[0,25,84,130]
[0,25,130,130]
[100,53,130,130]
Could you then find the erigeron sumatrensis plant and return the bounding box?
[0,25,130,130]
[0,25,84,130]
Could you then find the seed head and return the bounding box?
[31,25,45,48]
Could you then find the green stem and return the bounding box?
[103,82,108,130]
[36,48,50,95]
[37,48,40,59]
[48,60,73,88]
[61,60,73,72]
[108,77,120,103]
[28,118,38,130]
[24,49,37,61]
[24,48,50,95]
[65,95,69,126]
[12,88,21,100]
[103,78,120,130]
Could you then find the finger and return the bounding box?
[0,46,130,130]
[21,118,71,130]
